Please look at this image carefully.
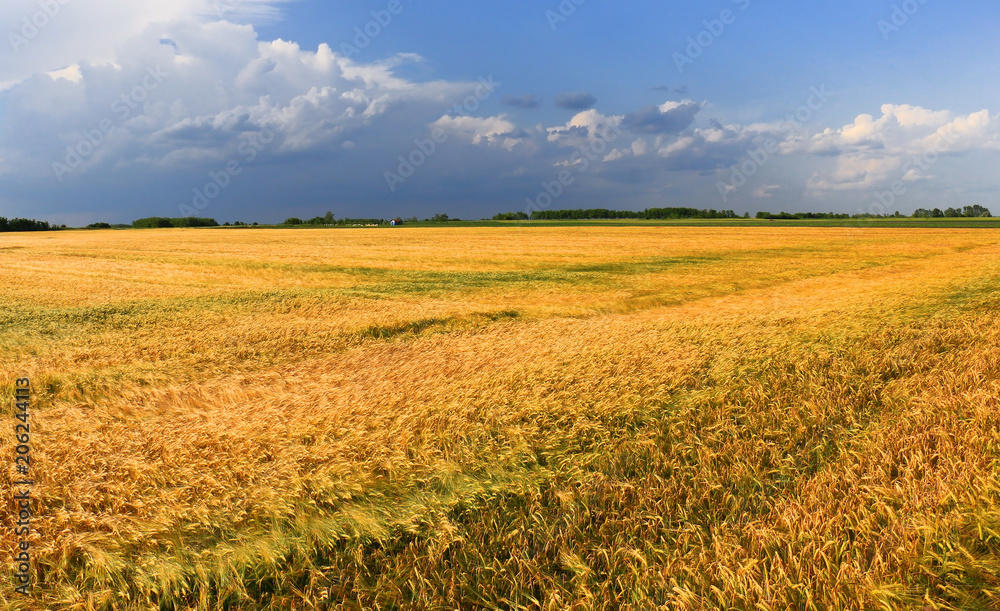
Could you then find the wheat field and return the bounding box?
[2,225,1000,610]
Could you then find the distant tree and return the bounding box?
[431,213,450,222]
[132,217,173,228]
[963,204,992,217]
[132,217,218,228]
[406,216,418,223]
[492,211,530,220]
[284,217,304,225]
[86,222,112,229]
[0,217,54,232]
[324,211,335,224]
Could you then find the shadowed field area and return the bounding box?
[2,226,1000,610]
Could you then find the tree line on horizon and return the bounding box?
[281,213,391,226]
[912,205,992,218]
[756,205,991,219]
[3,205,994,232]
[497,207,742,221]
[0,217,55,232]
[490,206,993,221]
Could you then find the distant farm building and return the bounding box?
[390,218,403,226]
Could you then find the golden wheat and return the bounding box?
[1,226,999,610]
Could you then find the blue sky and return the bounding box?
[1,0,999,224]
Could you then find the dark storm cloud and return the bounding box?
[555,92,597,110]
[501,94,542,109]
[623,102,701,134]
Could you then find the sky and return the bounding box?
[1,0,999,225]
